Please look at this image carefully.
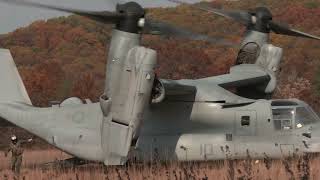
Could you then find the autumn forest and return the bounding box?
[0,0,320,111]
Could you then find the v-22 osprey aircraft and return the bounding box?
[0,0,320,165]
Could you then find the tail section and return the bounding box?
[0,49,31,105]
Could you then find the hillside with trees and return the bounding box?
[0,0,319,111]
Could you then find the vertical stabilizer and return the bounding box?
[0,49,31,105]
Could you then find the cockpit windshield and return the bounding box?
[271,99,319,130]
[295,107,318,126]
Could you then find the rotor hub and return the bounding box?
[116,2,145,17]
[115,2,145,33]
[254,7,272,21]
[250,7,273,33]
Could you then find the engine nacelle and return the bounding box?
[100,45,157,165]
[255,44,283,93]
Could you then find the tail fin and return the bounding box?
[0,49,32,105]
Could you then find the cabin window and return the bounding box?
[241,116,250,126]
[272,108,293,130]
[226,134,233,141]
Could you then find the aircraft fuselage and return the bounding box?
[135,98,320,161]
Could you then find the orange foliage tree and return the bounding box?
[71,72,99,101]
[19,61,64,106]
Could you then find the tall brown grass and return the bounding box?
[0,149,319,180]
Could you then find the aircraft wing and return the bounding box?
[196,64,271,88]
[159,79,196,95]
[154,65,272,103]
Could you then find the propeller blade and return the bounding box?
[269,21,320,40]
[0,0,239,46]
[168,0,252,26]
[144,18,238,46]
[0,0,124,23]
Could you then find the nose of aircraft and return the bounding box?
[304,123,320,153]
[312,123,320,135]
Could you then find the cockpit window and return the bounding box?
[272,108,294,130]
[295,107,318,128]
[271,100,320,130]
[273,108,293,119]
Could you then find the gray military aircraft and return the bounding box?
[0,0,320,166]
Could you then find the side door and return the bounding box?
[272,108,295,156]
[234,111,257,158]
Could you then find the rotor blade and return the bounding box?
[144,18,238,46]
[269,21,320,40]
[168,0,252,26]
[0,0,124,23]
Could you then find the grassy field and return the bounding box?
[0,149,319,180]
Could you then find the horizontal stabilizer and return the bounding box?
[0,49,31,105]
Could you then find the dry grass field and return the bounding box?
[0,149,319,180]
